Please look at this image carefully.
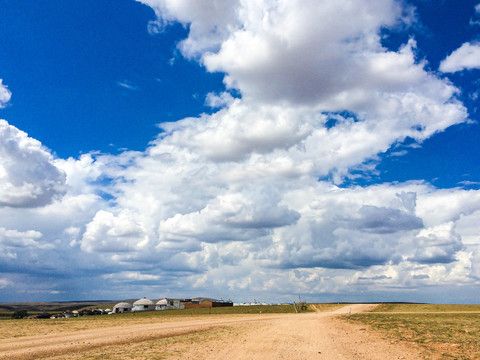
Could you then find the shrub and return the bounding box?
[11,310,28,319]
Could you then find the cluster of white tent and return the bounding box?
[111,297,237,313]
[111,297,185,313]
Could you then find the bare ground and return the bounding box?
[0,304,428,359]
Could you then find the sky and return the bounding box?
[0,0,480,304]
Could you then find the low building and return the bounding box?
[132,297,155,312]
[112,302,132,313]
[156,298,185,310]
[212,298,234,308]
[184,297,233,309]
[184,299,211,309]
[155,298,167,310]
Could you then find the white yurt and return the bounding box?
[156,298,168,310]
[132,297,155,312]
[112,302,132,314]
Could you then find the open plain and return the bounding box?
[1,303,478,359]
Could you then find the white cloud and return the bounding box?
[439,42,480,72]
[139,0,241,56]
[117,80,139,91]
[0,80,11,108]
[157,190,300,248]
[409,222,462,264]
[143,0,465,173]
[103,271,160,282]
[0,277,11,289]
[202,2,403,107]
[0,120,67,208]
[0,227,44,248]
[205,91,235,108]
[2,0,480,302]
[55,0,478,300]
[469,4,480,25]
[81,210,147,253]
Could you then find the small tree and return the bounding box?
[11,310,28,319]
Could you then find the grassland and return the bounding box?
[4,302,479,359]
[0,304,332,360]
[33,326,242,360]
[0,301,306,317]
[0,304,305,339]
[0,301,116,317]
[346,303,480,360]
[1,303,353,360]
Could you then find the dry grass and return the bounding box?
[347,303,480,360]
[0,317,159,339]
[1,304,340,359]
[0,304,301,340]
[308,303,343,312]
[0,301,115,315]
[36,326,244,360]
[370,303,480,313]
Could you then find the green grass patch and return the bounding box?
[0,304,301,339]
[370,303,480,313]
[347,304,480,359]
[116,304,300,318]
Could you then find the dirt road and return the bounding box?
[0,305,426,359]
[168,304,426,360]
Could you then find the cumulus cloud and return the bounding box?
[157,189,300,247]
[139,0,241,55]
[59,0,477,299]
[409,222,462,264]
[470,4,480,26]
[2,0,480,302]
[0,227,44,249]
[0,79,11,108]
[353,205,423,234]
[439,42,480,73]
[205,91,235,108]
[0,127,109,299]
[143,0,465,178]
[0,120,67,208]
[81,210,147,253]
[144,1,463,118]
[0,228,52,276]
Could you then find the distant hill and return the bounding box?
[0,300,117,314]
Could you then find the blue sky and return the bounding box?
[0,0,225,157]
[1,0,480,303]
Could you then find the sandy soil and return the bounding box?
[165,304,427,360]
[0,305,427,359]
